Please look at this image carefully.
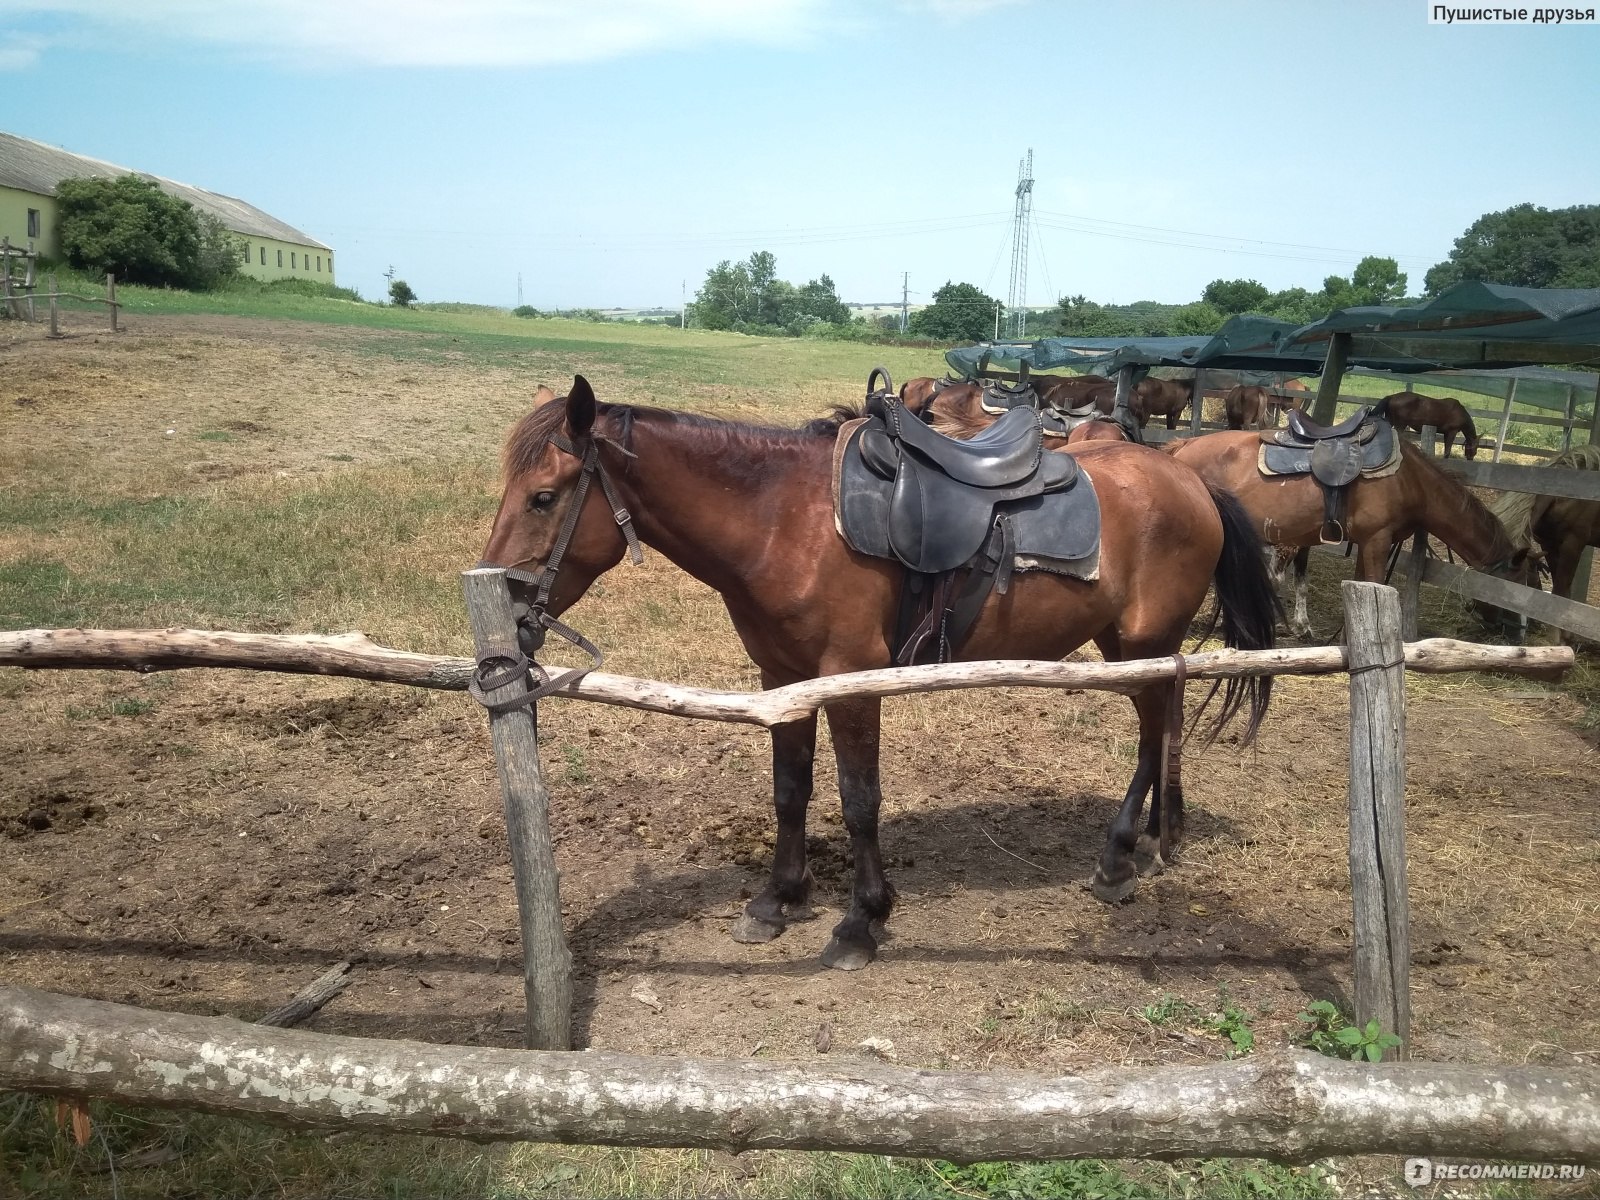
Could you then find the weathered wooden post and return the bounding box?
[1342,580,1411,1061]
[1569,374,1600,605]
[1399,425,1436,640]
[1310,332,1351,426]
[461,567,572,1051]
[1491,378,1517,464]
[1189,369,1205,436]
[106,273,119,332]
[47,273,61,339]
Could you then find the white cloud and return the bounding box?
[3,0,837,68]
[0,33,46,70]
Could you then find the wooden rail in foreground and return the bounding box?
[4,986,1597,1165]
[0,627,1571,728]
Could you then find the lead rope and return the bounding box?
[470,432,642,715]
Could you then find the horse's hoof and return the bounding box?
[1090,867,1139,904]
[1134,835,1167,877]
[820,937,875,971]
[730,913,784,944]
[784,902,818,923]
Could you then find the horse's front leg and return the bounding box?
[1092,682,1168,903]
[820,696,893,971]
[1289,545,1315,639]
[731,711,818,944]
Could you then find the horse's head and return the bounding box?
[478,376,637,635]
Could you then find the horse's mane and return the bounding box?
[1405,439,1514,556]
[1491,443,1600,549]
[504,396,843,479]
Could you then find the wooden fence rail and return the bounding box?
[0,627,1571,728]
[4,987,1597,1165]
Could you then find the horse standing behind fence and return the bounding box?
[479,378,1279,971]
[1492,444,1600,608]
[1380,392,1480,459]
[1167,431,1533,637]
[1131,377,1195,429]
[1224,385,1272,430]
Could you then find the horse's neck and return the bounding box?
[1419,462,1511,567]
[622,422,826,596]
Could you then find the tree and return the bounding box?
[1201,279,1270,315]
[1317,256,1408,311]
[389,279,417,308]
[692,257,754,329]
[1163,300,1225,336]
[909,282,1001,342]
[56,174,238,290]
[1424,203,1600,294]
[796,274,850,325]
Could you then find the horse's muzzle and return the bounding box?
[513,603,547,656]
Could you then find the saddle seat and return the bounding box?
[865,390,1052,488]
[978,380,1041,414]
[1284,407,1368,441]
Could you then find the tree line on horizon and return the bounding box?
[686,201,1600,346]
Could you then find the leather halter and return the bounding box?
[471,427,644,713]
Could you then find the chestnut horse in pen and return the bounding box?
[1224,385,1272,430]
[479,378,1279,971]
[1381,392,1480,459]
[1167,431,1533,636]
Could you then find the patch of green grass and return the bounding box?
[64,696,155,720]
[1140,995,1200,1028]
[0,1094,1338,1200]
[195,429,234,442]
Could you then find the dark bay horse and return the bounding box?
[1381,392,1480,459]
[480,378,1279,971]
[1168,431,1533,636]
[1131,377,1195,429]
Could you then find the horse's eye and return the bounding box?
[526,490,556,512]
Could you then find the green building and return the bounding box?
[0,130,334,283]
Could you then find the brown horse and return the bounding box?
[1381,392,1480,459]
[899,376,952,414]
[1493,444,1600,607]
[1131,377,1195,429]
[480,377,1279,971]
[1224,385,1272,430]
[1032,373,1116,411]
[921,382,1128,446]
[1168,431,1533,637]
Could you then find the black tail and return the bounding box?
[1196,483,1282,746]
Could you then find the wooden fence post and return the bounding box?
[1310,332,1351,426]
[1342,580,1411,1061]
[1491,378,1517,464]
[106,273,118,332]
[461,567,572,1051]
[1190,369,1204,436]
[47,273,60,339]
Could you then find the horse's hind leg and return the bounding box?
[1289,546,1315,639]
[731,711,818,944]
[1091,681,1168,903]
[820,696,894,971]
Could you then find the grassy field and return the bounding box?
[2,297,1593,1200]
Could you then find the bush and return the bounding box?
[512,305,541,318]
[388,279,417,308]
[56,175,243,291]
[250,277,364,303]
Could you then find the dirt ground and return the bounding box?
[2,313,1597,1105]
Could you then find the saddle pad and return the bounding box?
[833,420,1101,579]
[1258,419,1399,482]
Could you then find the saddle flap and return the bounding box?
[1310,436,1363,488]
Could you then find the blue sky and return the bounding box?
[4,1,1597,310]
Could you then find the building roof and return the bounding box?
[0,130,330,251]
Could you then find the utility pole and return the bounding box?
[994,301,1001,341]
[517,273,523,307]
[680,279,686,330]
[900,272,909,333]
[1006,149,1034,339]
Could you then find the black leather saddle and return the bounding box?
[978,380,1041,413]
[1258,407,1397,542]
[837,370,1100,664]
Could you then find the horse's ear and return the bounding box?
[567,375,596,437]
[533,385,559,408]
